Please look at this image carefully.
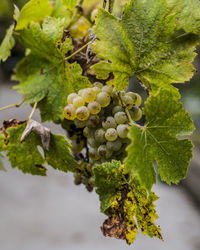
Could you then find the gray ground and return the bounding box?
[0,84,200,250]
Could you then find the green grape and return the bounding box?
[117,124,129,139]
[106,138,122,151]
[73,173,82,185]
[122,95,134,109]
[93,82,103,88]
[102,85,114,96]
[74,119,87,128]
[76,106,90,121]
[102,116,117,130]
[69,16,91,39]
[81,88,96,103]
[131,105,142,121]
[78,89,84,96]
[63,104,76,120]
[95,128,106,143]
[88,147,100,160]
[83,127,91,138]
[86,115,100,128]
[67,93,78,104]
[98,145,112,158]
[127,92,142,106]
[122,138,131,144]
[92,86,101,94]
[87,137,99,147]
[112,105,123,115]
[105,128,118,141]
[96,92,111,107]
[73,96,85,108]
[114,111,128,124]
[87,101,101,115]
[71,139,84,153]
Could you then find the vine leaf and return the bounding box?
[0,121,78,175]
[0,24,15,62]
[62,0,77,10]
[15,0,52,30]
[125,88,195,191]
[13,17,92,122]
[93,161,162,244]
[91,0,199,91]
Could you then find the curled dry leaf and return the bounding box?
[20,119,50,150]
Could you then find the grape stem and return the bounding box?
[0,97,25,111]
[118,92,143,130]
[28,102,37,121]
[64,41,92,61]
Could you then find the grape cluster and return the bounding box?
[63,83,142,190]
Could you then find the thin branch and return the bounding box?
[28,102,37,121]
[0,97,25,111]
[108,0,115,13]
[103,0,107,9]
[64,41,92,61]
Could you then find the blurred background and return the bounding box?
[0,1,200,250]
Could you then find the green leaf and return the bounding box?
[91,1,199,91]
[17,17,71,64]
[5,123,47,176]
[15,0,52,30]
[44,134,78,172]
[0,24,15,62]
[171,0,200,34]
[94,161,162,244]
[0,122,77,175]
[125,88,194,190]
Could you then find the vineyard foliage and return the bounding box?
[0,0,199,245]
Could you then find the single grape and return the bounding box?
[73,173,82,185]
[112,91,120,105]
[102,116,117,130]
[63,104,76,120]
[117,124,129,139]
[114,111,128,124]
[95,128,106,143]
[122,95,134,109]
[69,16,90,39]
[112,105,123,115]
[106,138,122,151]
[87,101,101,115]
[73,96,85,108]
[96,92,111,107]
[92,86,101,94]
[83,127,91,138]
[127,92,142,106]
[87,137,99,147]
[98,145,112,159]
[105,128,118,141]
[71,139,84,153]
[78,89,84,96]
[74,119,87,128]
[88,147,100,160]
[102,85,113,96]
[93,82,103,88]
[131,105,142,121]
[86,115,100,128]
[67,93,78,104]
[76,106,90,121]
[81,88,96,103]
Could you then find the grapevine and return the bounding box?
[0,0,199,245]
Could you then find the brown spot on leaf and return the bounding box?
[0,119,25,137]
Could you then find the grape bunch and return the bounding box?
[62,83,142,190]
